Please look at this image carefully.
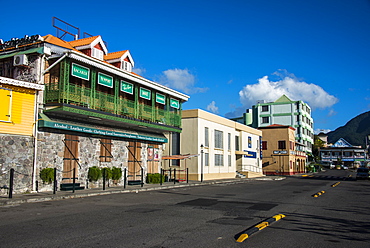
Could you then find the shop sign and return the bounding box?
[243,150,257,158]
[140,87,151,100]
[38,120,168,143]
[0,35,43,50]
[71,63,90,80]
[170,98,179,109]
[148,147,154,161]
[98,73,113,88]
[273,150,287,154]
[121,81,133,94]
[156,93,165,105]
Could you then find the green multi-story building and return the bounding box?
[232,95,313,154]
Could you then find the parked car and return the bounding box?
[356,167,370,180]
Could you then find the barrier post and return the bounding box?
[72,168,76,193]
[53,168,57,194]
[141,168,144,187]
[9,168,14,199]
[160,168,163,185]
[103,168,106,190]
[186,168,189,184]
[174,168,176,184]
[124,168,127,189]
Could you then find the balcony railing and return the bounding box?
[44,82,181,127]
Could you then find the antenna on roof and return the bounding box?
[83,32,93,38]
[52,17,80,41]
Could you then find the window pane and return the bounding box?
[172,133,180,165]
[205,127,209,147]
[235,136,240,151]
[262,141,267,150]
[215,130,223,149]
[205,153,209,166]
[278,140,286,149]
[215,154,223,166]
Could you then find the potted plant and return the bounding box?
[40,168,55,184]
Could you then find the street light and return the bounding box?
[200,144,204,182]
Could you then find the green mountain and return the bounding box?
[327,111,370,148]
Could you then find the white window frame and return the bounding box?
[122,61,132,72]
[92,48,104,60]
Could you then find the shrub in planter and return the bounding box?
[40,168,55,184]
[102,167,112,180]
[111,167,122,181]
[146,173,165,184]
[88,166,102,182]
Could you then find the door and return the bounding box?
[63,134,79,183]
[127,141,142,181]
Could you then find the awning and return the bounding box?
[162,154,199,160]
[0,47,44,59]
[38,117,168,143]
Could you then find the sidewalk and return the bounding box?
[0,176,285,207]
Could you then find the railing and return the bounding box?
[45,82,182,127]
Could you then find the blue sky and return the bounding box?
[1,0,370,133]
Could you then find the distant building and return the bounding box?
[320,138,367,168]
[259,124,306,175]
[163,109,263,181]
[317,132,329,147]
[231,95,314,154]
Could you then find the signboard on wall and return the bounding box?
[154,148,159,161]
[140,87,151,100]
[121,81,133,94]
[243,150,257,158]
[170,98,179,109]
[71,63,90,80]
[98,73,113,88]
[156,93,166,105]
[148,147,154,161]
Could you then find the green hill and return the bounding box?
[327,111,370,147]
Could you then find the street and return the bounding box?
[1,169,369,248]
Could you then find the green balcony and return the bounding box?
[44,82,182,128]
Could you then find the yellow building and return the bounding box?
[0,76,44,193]
[259,124,306,175]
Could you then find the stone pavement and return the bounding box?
[0,176,286,207]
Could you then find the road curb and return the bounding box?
[0,176,284,206]
[235,214,286,242]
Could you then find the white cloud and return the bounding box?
[159,68,208,94]
[206,101,219,114]
[328,109,337,116]
[239,72,338,110]
[132,67,146,76]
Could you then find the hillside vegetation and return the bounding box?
[327,111,370,147]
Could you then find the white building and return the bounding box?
[164,109,263,181]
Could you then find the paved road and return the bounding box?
[0,169,369,248]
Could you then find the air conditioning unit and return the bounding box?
[13,54,28,66]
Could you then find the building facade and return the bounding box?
[163,109,263,181]
[320,138,368,168]
[0,34,189,193]
[0,76,44,193]
[259,125,306,175]
[232,95,314,155]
